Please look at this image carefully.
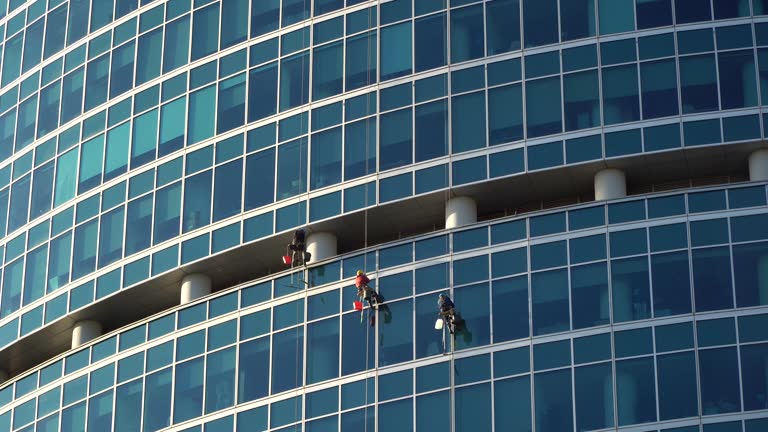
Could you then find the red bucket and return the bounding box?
[353,301,363,311]
[282,255,292,265]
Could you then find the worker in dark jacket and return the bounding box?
[438,293,461,333]
[287,229,311,265]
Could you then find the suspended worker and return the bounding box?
[438,293,461,333]
[356,270,380,308]
[287,228,311,265]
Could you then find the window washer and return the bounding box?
[356,270,380,308]
[438,293,462,334]
[286,228,311,265]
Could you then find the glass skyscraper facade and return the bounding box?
[1,0,768,431]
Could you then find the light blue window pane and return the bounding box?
[37,387,61,418]
[415,263,448,295]
[248,63,278,121]
[192,4,219,60]
[310,127,342,190]
[532,269,569,335]
[530,212,566,237]
[277,138,308,200]
[574,333,611,364]
[571,262,610,329]
[719,50,758,109]
[243,212,273,242]
[163,16,190,73]
[147,341,174,373]
[379,399,412,431]
[312,42,343,100]
[87,390,114,431]
[280,52,310,111]
[217,74,246,134]
[454,255,488,285]
[131,109,159,169]
[207,320,237,351]
[89,364,115,395]
[158,97,186,157]
[608,200,646,224]
[309,192,341,222]
[530,241,567,270]
[650,223,687,252]
[489,84,524,145]
[492,276,529,341]
[652,251,692,316]
[414,13,447,72]
[188,86,216,145]
[700,347,741,414]
[724,114,761,142]
[415,99,448,162]
[272,328,304,393]
[564,70,600,131]
[491,220,526,244]
[118,352,145,383]
[344,119,376,180]
[451,5,484,62]
[610,229,647,257]
[526,77,562,138]
[61,402,86,432]
[494,377,531,431]
[91,337,116,363]
[173,358,204,423]
[739,314,768,343]
[602,65,640,125]
[452,92,487,153]
[98,207,125,268]
[13,399,35,429]
[379,299,413,366]
[381,22,412,81]
[570,234,606,264]
[307,318,339,384]
[616,357,657,425]
[599,0,634,35]
[54,148,78,207]
[380,109,412,171]
[120,325,146,351]
[244,149,275,210]
[656,322,694,353]
[238,337,270,402]
[307,290,338,321]
[523,0,557,47]
[205,347,235,413]
[115,380,142,432]
[612,257,651,322]
[534,369,573,432]
[23,245,47,305]
[71,219,98,280]
[64,375,87,405]
[136,29,162,85]
[144,369,173,431]
[697,318,736,347]
[574,363,614,430]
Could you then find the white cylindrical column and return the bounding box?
[594,169,627,201]
[72,320,102,349]
[306,232,337,263]
[445,197,477,229]
[180,274,212,304]
[749,149,768,181]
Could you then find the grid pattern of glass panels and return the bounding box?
[0,185,768,430]
[1,1,768,256]
[1,1,768,330]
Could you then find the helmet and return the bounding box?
[357,270,364,276]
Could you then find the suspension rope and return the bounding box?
[293,0,310,426]
[442,5,456,432]
[362,2,376,432]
